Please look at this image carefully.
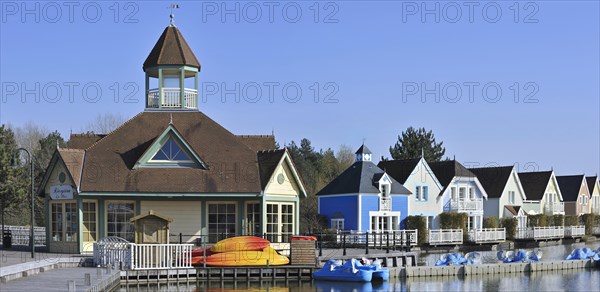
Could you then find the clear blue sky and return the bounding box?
[1,1,599,176]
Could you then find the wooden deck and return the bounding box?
[0,267,119,292]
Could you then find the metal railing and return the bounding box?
[147,88,198,109]
[515,226,564,240]
[129,243,193,270]
[1,225,45,246]
[544,202,564,214]
[467,228,506,243]
[449,199,483,211]
[428,229,463,245]
[379,197,391,211]
[335,230,418,247]
[564,225,585,238]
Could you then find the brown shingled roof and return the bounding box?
[67,134,106,149]
[143,26,200,71]
[80,111,266,193]
[238,135,276,152]
[57,149,85,188]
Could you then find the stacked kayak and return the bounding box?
[190,236,289,266]
[565,247,599,260]
[498,249,542,263]
[313,258,389,282]
[435,252,481,266]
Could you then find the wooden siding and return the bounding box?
[140,201,202,243]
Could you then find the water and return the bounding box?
[120,242,600,292]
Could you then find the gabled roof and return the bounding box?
[378,158,421,184]
[316,161,411,196]
[257,149,285,189]
[586,176,599,195]
[79,111,272,193]
[238,135,276,152]
[38,148,84,196]
[504,205,522,216]
[518,171,553,200]
[468,166,514,199]
[556,175,586,202]
[143,26,200,71]
[67,134,105,149]
[427,160,476,187]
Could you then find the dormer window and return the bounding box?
[381,183,390,197]
[150,137,193,162]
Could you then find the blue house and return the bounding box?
[316,145,411,232]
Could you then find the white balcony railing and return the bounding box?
[564,225,585,238]
[336,230,418,246]
[449,199,483,212]
[467,228,506,243]
[544,202,564,214]
[380,197,391,211]
[515,226,564,240]
[428,229,463,245]
[147,88,198,109]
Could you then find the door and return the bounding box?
[266,203,294,243]
[82,201,97,254]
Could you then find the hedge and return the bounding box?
[564,215,579,226]
[500,217,518,240]
[549,214,564,226]
[483,217,499,229]
[580,213,597,235]
[527,214,548,227]
[404,215,427,245]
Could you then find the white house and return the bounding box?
[587,176,600,214]
[519,171,564,215]
[378,157,444,229]
[469,166,528,228]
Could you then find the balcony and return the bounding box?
[147,88,198,109]
[449,198,483,212]
[380,197,391,211]
[544,202,564,214]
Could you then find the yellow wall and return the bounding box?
[264,161,300,196]
[140,201,202,243]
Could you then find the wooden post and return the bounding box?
[84,273,91,286]
[342,234,346,256]
[179,233,182,244]
[365,231,369,255]
[386,232,390,254]
[318,233,323,257]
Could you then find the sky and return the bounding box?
[1,1,599,176]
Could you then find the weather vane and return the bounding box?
[169,3,180,26]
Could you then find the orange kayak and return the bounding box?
[210,236,270,253]
[192,246,289,266]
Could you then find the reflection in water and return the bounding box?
[120,269,600,292]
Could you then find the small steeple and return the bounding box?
[355,144,372,162]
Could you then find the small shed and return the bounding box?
[130,210,173,244]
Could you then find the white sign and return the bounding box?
[50,185,73,200]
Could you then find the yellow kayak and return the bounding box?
[210,236,270,253]
[192,246,289,266]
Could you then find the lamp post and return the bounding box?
[13,148,35,259]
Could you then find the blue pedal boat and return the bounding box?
[313,259,389,282]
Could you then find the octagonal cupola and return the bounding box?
[355,144,372,162]
[143,22,200,111]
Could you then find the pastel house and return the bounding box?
[427,160,488,230]
[378,157,443,229]
[518,171,564,215]
[556,175,591,216]
[316,145,411,232]
[587,176,600,214]
[469,166,528,228]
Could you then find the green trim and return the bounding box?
[133,124,208,170]
[98,199,105,240]
[77,197,83,253]
[158,68,163,109]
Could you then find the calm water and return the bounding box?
[121,242,600,292]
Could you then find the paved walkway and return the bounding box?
[0,250,119,292]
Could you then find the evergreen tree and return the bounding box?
[0,125,27,229]
[389,127,446,161]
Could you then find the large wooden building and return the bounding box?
[38,23,306,253]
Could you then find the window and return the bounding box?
[82,201,97,242]
[509,191,515,204]
[468,188,475,200]
[245,203,261,235]
[51,203,63,242]
[50,201,78,242]
[459,187,466,200]
[451,187,457,200]
[331,219,345,231]
[266,203,295,243]
[107,201,135,242]
[415,186,421,201]
[150,137,193,162]
[423,186,429,201]
[381,183,390,198]
[281,204,294,242]
[208,203,237,243]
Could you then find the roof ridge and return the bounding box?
[85,112,142,150]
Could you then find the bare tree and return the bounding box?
[84,113,126,134]
[11,121,49,153]
[336,144,355,171]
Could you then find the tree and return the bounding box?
[389,127,446,161]
[335,144,355,173]
[84,113,125,134]
[0,125,27,231]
